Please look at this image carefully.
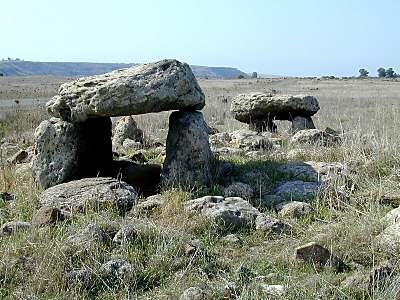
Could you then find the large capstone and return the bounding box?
[230,93,319,132]
[47,59,205,123]
[32,117,113,189]
[162,111,215,188]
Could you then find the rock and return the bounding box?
[66,268,95,290]
[231,93,319,123]
[179,287,207,300]
[276,201,314,219]
[277,161,347,183]
[252,195,285,208]
[229,130,273,150]
[47,59,205,123]
[63,223,105,254]
[39,177,138,214]
[183,196,260,231]
[255,214,291,233]
[135,194,164,214]
[376,223,400,253]
[31,206,69,227]
[112,116,143,148]
[295,242,349,272]
[102,258,133,277]
[273,180,321,201]
[0,142,20,157]
[257,284,287,297]
[0,192,15,202]
[32,117,113,189]
[291,116,315,132]
[163,111,215,188]
[184,239,203,256]
[1,221,31,236]
[112,219,157,246]
[224,282,239,299]
[221,234,242,244]
[224,182,254,200]
[7,150,29,164]
[32,118,81,189]
[379,195,400,207]
[290,129,341,146]
[381,207,400,226]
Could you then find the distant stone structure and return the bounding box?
[230,92,320,132]
[33,59,215,191]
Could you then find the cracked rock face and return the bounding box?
[47,59,205,123]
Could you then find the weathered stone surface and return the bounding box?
[31,206,69,227]
[32,117,113,189]
[1,221,31,236]
[231,93,319,123]
[291,116,316,132]
[276,201,314,219]
[381,207,400,226]
[39,177,138,213]
[376,223,400,253]
[63,223,105,255]
[32,118,81,189]
[295,242,349,272]
[66,268,95,290]
[277,161,347,183]
[224,182,254,200]
[134,194,164,214]
[255,214,291,233]
[210,130,273,151]
[273,180,321,201]
[112,116,143,148]
[290,129,341,146]
[179,287,207,300]
[163,111,215,187]
[102,258,133,278]
[47,59,205,123]
[7,149,29,164]
[183,196,260,230]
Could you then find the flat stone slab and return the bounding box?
[47,59,205,123]
[231,93,320,123]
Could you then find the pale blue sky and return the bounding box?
[2,0,399,76]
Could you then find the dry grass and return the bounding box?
[0,76,400,299]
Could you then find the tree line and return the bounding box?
[359,67,399,78]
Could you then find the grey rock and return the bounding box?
[276,201,314,219]
[7,150,29,164]
[135,194,164,214]
[183,196,260,231]
[112,116,143,148]
[231,93,319,123]
[112,219,157,246]
[221,234,242,244]
[376,223,400,253]
[63,223,105,254]
[255,214,291,233]
[210,130,273,151]
[291,116,316,132]
[163,111,215,188]
[1,221,31,236]
[102,258,133,277]
[381,207,400,226]
[31,206,69,227]
[273,180,321,201]
[66,268,95,290]
[179,287,207,300]
[39,177,138,213]
[47,59,205,123]
[256,284,287,297]
[295,242,349,272]
[224,182,254,200]
[290,129,341,146]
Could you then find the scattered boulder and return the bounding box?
[112,116,143,149]
[112,219,157,246]
[381,206,400,226]
[47,59,205,123]
[256,284,287,298]
[290,129,341,146]
[31,206,69,227]
[295,242,349,272]
[255,214,291,233]
[230,93,319,132]
[162,111,215,188]
[183,196,260,231]
[1,221,31,236]
[134,194,164,214]
[210,130,273,151]
[221,234,242,244]
[102,258,133,278]
[66,268,95,290]
[276,201,314,219]
[376,223,400,253]
[0,192,15,202]
[7,149,29,164]
[291,116,315,132]
[224,182,254,200]
[39,177,138,214]
[273,180,321,201]
[63,223,105,255]
[179,287,207,300]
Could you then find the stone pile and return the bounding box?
[230,92,320,132]
[32,59,215,193]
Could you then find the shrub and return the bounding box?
[377,67,386,78]
[358,69,369,78]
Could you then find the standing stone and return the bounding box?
[112,116,143,148]
[32,117,113,189]
[291,116,316,132]
[32,118,81,189]
[47,59,205,123]
[162,111,214,187]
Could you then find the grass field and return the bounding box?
[0,76,400,299]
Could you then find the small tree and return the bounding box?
[251,72,258,79]
[359,69,369,78]
[237,75,245,79]
[377,67,386,78]
[386,68,395,78]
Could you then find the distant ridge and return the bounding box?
[0,60,248,79]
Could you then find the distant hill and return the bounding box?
[0,60,248,79]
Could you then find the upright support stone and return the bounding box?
[249,118,277,133]
[162,111,215,188]
[291,116,316,132]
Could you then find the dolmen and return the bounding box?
[32,59,215,193]
[230,92,320,132]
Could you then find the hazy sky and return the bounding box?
[2,0,399,76]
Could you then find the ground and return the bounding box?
[0,76,400,299]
